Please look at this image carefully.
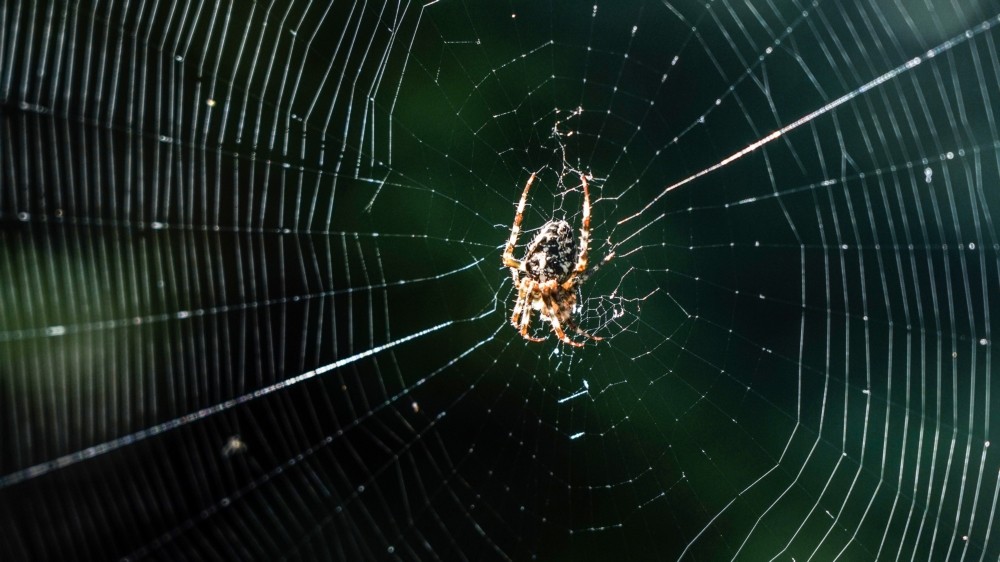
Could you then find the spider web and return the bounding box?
[2,0,999,560]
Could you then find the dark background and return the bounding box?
[2,1,999,560]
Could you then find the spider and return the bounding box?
[502,172,607,347]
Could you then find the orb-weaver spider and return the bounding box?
[501,172,608,347]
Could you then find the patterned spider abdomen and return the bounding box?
[523,220,577,283]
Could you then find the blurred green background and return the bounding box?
[2,1,999,560]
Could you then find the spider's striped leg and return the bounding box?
[577,173,592,272]
[577,250,615,283]
[511,282,529,326]
[541,295,584,348]
[566,319,603,341]
[502,173,537,270]
[519,305,546,343]
[562,173,595,290]
[514,281,545,342]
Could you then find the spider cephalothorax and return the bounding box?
[501,172,606,347]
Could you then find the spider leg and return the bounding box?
[562,173,595,290]
[520,317,546,342]
[540,294,584,348]
[519,304,546,343]
[566,318,603,341]
[510,282,528,327]
[577,251,615,283]
[576,172,592,274]
[502,173,537,270]
[514,280,546,343]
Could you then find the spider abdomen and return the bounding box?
[523,220,577,283]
